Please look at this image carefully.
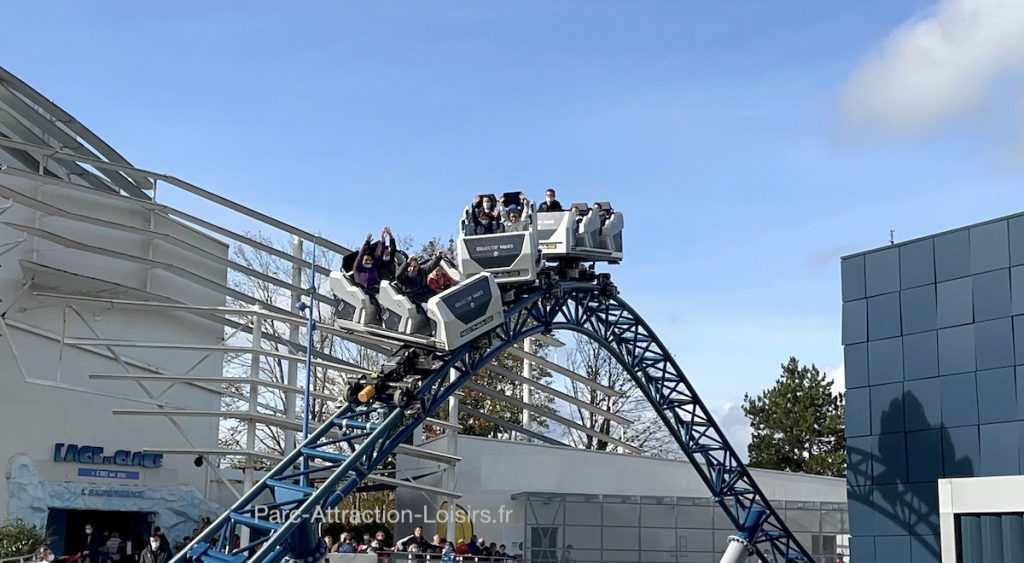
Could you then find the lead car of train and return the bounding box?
[329,192,623,351]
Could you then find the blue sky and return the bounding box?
[4,1,1023,452]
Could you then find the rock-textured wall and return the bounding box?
[7,454,224,541]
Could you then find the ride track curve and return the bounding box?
[175,275,815,563]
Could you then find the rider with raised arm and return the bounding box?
[377,227,399,281]
[397,250,444,303]
[472,194,500,219]
[353,229,386,294]
[501,191,529,231]
[427,265,457,295]
[504,206,524,232]
[471,195,502,234]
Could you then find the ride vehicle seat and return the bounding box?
[376,280,430,334]
[500,191,527,210]
[592,202,612,231]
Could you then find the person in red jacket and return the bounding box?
[427,266,456,296]
[454,539,471,556]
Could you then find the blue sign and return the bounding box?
[77,468,140,481]
[55,443,163,468]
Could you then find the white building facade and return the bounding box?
[0,164,231,553]
[397,435,849,563]
[0,65,246,556]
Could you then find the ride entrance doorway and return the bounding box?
[48,508,153,559]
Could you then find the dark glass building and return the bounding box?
[841,215,1024,563]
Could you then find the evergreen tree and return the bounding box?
[742,357,845,477]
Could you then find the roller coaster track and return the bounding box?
[175,276,814,563]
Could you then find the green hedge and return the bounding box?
[0,521,49,559]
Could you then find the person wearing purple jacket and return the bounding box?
[353,230,386,294]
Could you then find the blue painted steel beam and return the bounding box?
[173,278,814,563]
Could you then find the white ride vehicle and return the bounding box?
[537,201,623,263]
[457,192,541,284]
[424,272,504,350]
[377,256,464,335]
[330,194,622,351]
[329,243,501,351]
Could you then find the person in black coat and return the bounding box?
[353,232,386,294]
[140,534,169,563]
[473,210,502,234]
[471,195,500,219]
[377,227,399,281]
[397,252,443,303]
[78,524,102,563]
[153,526,172,555]
[538,188,563,212]
[471,195,502,234]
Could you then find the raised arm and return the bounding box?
[424,252,443,274]
[355,235,372,264]
[396,534,415,551]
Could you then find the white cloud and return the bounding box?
[825,363,845,393]
[840,0,1024,133]
[715,401,753,462]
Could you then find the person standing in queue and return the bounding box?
[153,526,171,556]
[140,533,169,563]
[78,523,101,563]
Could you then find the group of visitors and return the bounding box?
[351,227,457,302]
[320,525,514,561]
[349,188,573,305]
[321,528,389,554]
[33,523,177,563]
[469,188,565,236]
[446,536,511,561]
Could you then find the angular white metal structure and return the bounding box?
[0,65,626,548]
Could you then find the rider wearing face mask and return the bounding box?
[472,195,501,220]
[79,524,101,563]
[397,251,444,304]
[537,188,563,212]
[471,195,502,234]
[141,533,170,563]
[352,230,387,294]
